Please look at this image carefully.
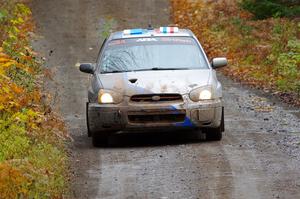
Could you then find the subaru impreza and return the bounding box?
[79,27,227,146]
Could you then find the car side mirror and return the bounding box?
[79,63,95,74]
[211,57,227,69]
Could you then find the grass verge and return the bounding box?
[171,0,300,106]
[0,1,69,198]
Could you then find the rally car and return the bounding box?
[79,27,227,146]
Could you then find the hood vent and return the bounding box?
[129,78,138,83]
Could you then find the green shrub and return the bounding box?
[7,65,36,91]
[274,39,300,92]
[0,1,68,198]
[240,0,300,19]
[0,114,30,162]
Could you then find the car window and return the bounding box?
[99,37,208,73]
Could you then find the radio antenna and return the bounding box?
[148,0,154,29]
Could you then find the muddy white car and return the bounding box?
[80,27,227,146]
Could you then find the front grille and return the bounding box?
[128,114,186,123]
[130,94,183,103]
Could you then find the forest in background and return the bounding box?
[241,0,299,19]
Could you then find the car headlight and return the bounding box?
[189,86,213,102]
[98,89,123,104]
[100,93,113,103]
[199,89,212,100]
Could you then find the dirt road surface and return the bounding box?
[31,0,300,198]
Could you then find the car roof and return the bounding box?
[108,27,195,41]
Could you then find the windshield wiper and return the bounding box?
[151,67,189,71]
[134,67,190,72]
[102,67,189,73]
[102,70,131,74]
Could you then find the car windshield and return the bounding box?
[99,37,209,73]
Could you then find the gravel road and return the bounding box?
[31,0,300,198]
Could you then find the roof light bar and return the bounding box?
[160,27,179,33]
[123,29,144,35]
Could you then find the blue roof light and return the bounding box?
[123,29,144,35]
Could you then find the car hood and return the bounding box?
[98,69,212,96]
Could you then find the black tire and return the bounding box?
[205,107,224,141]
[92,133,109,147]
[221,106,225,132]
[86,102,91,137]
[206,127,222,141]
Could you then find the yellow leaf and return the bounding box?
[0,58,13,63]
[1,61,15,68]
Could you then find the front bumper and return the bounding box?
[87,98,223,134]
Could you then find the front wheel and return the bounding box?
[205,127,222,141]
[92,133,109,147]
[86,102,91,137]
[204,107,224,141]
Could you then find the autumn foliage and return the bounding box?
[0,1,68,198]
[171,0,300,105]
